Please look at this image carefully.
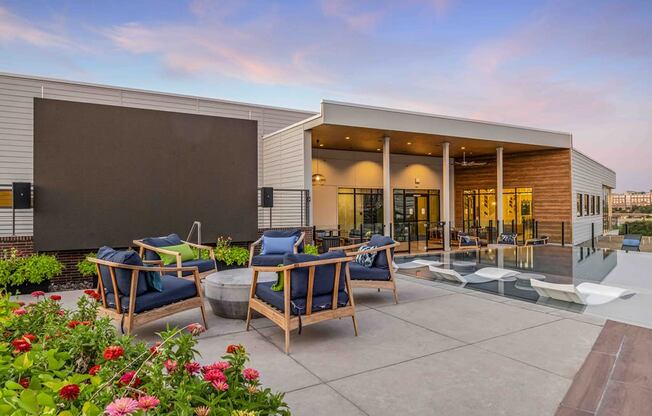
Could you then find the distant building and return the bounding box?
[613,190,652,208]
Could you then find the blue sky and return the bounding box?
[1,0,650,191]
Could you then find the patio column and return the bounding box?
[496,146,504,237]
[442,142,451,251]
[383,135,392,236]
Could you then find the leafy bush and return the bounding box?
[0,291,289,415]
[303,244,319,256]
[77,252,97,277]
[0,249,63,288]
[215,236,250,266]
[620,220,652,236]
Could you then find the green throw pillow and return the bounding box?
[158,243,195,265]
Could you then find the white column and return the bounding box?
[442,142,451,251]
[383,135,392,236]
[496,146,504,237]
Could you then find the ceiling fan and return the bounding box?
[454,150,487,167]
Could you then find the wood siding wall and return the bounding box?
[454,149,573,244]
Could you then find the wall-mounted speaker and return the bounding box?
[261,187,274,208]
[12,182,31,209]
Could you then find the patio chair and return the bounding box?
[133,233,216,279]
[525,235,549,246]
[457,232,480,249]
[248,229,305,267]
[621,234,642,252]
[495,232,518,246]
[428,264,520,284]
[330,234,401,304]
[245,251,357,353]
[89,247,207,335]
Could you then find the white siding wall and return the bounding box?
[0,73,314,236]
[572,149,616,245]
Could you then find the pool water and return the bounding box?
[395,246,652,328]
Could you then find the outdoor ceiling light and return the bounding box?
[345,136,350,140]
[312,140,326,185]
[407,141,412,145]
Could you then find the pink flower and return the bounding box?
[202,361,230,373]
[184,361,201,375]
[56,310,65,316]
[118,371,141,388]
[203,369,226,383]
[243,368,260,381]
[212,380,229,391]
[30,291,45,298]
[105,397,139,416]
[13,308,27,316]
[137,395,160,410]
[164,359,178,373]
[186,323,205,336]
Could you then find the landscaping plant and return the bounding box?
[76,252,97,278]
[0,249,63,289]
[215,236,250,266]
[303,244,319,256]
[0,291,289,415]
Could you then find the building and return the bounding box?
[0,73,615,281]
[612,191,652,208]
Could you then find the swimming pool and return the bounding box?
[395,245,652,328]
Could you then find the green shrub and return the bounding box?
[304,244,319,256]
[620,220,652,236]
[0,249,63,287]
[77,252,98,277]
[215,236,250,266]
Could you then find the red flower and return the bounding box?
[30,291,45,298]
[83,289,95,295]
[164,359,178,373]
[103,345,124,360]
[56,310,65,316]
[17,301,25,306]
[149,342,161,355]
[50,295,62,301]
[19,378,29,389]
[80,321,92,326]
[11,338,32,354]
[226,344,243,354]
[89,365,101,376]
[59,384,80,400]
[13,308,27,316]
[22,334,36,342]
[202,361,230,373]
[184,361,201,375]
[118,371,141,388]
[203,369,226,383]
[83,289,101,301]
[137,395,160,410]
[211,380,229,391]
[67,320,81,329]
[242,368,260,381]
[186,323,205,336]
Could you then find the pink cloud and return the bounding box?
[0,7,70,48]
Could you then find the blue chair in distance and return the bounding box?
[621,234,642,252]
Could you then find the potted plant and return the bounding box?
[77,252,98,287]
[214,236,249,270]
[0,248,64,294]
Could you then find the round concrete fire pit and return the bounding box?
[204,268,276,319]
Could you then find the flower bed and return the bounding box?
[0,291,290,415]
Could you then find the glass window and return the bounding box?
[584,194,590,216]
[337,188,383,237]
[577,193,583,217]
[597,196,601,215]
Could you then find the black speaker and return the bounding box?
[261,187,274,208]
[12,182,31,209]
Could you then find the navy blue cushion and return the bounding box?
[261,236,297,255]
[97,247,149,296]
[459,233,476,247]
[284,251,347,300]
[368,235,395,269]
[141,234,183,260]
[348,262,391,281]
[176,259,215,276]
[499,233,517,245]
[622,239,641,247]
[251,254,286,267]
[255,281,348,315]
[263,229,304,252]
[106,275,198,313]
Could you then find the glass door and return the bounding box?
[393,189,440,252]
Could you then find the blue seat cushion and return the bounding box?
[141,234,183,260]
[106,275,198,313]
[348,262,391,281]
[622,239,641,247]
[97,246,149,296]
[284,251,347,299]
[499,233,517,245]
[263,229,304,252]
[255,281,348,315]
[251,254,286,267]
[176,259,215,276]
[368,235,395,269]
[261,235,297,255]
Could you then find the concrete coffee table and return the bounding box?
[204,268,276,319]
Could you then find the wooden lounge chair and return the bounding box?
[457,232,480,249]
[330,234,401,304]
[133,233,216,279]
[249,229,305,267]
[89,247,207,334]
[525,235,549,246]
[246,251,358,353]
[489,232,518,247]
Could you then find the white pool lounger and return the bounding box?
[397,259,444,269]
[428,265,520,284]
[530,280,634,306]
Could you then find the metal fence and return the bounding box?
[257,188,310,229]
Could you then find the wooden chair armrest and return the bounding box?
[87,257,197,273]
[181,240,214,251]
[329,242,364,252]
[251,256,353,272]
[249,237,264,267]
[132,240,180,257]
[294,232,305,253]
[143,259,164,266]
[346,241,399,256]
[251,264,295,273]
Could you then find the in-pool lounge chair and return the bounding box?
[530,279,634,306]
[621,234,642,252]
[246,251,357,353]
[133,233,216,279]
[428,264,520,284]
[249,229,305,267]
[89,247,207,334]
[330,234,401,304]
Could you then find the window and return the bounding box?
[576,193,583,217]
[584,194,590,216]
[337,188,383,237]
[591,196,596,215]
[597,196,601,215]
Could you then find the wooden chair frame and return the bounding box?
[245,255,357,354]
[88,257,208,335]
[133,238,216,279]
[525,235,549,246]
[248,232,305,267]
[457,234,481,250]
[330,241,401,304]
[494,232,519,247]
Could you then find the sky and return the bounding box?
[0,0,650,192]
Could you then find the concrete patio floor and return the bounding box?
[20,274,608,416]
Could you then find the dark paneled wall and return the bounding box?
[34,98,257,251]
